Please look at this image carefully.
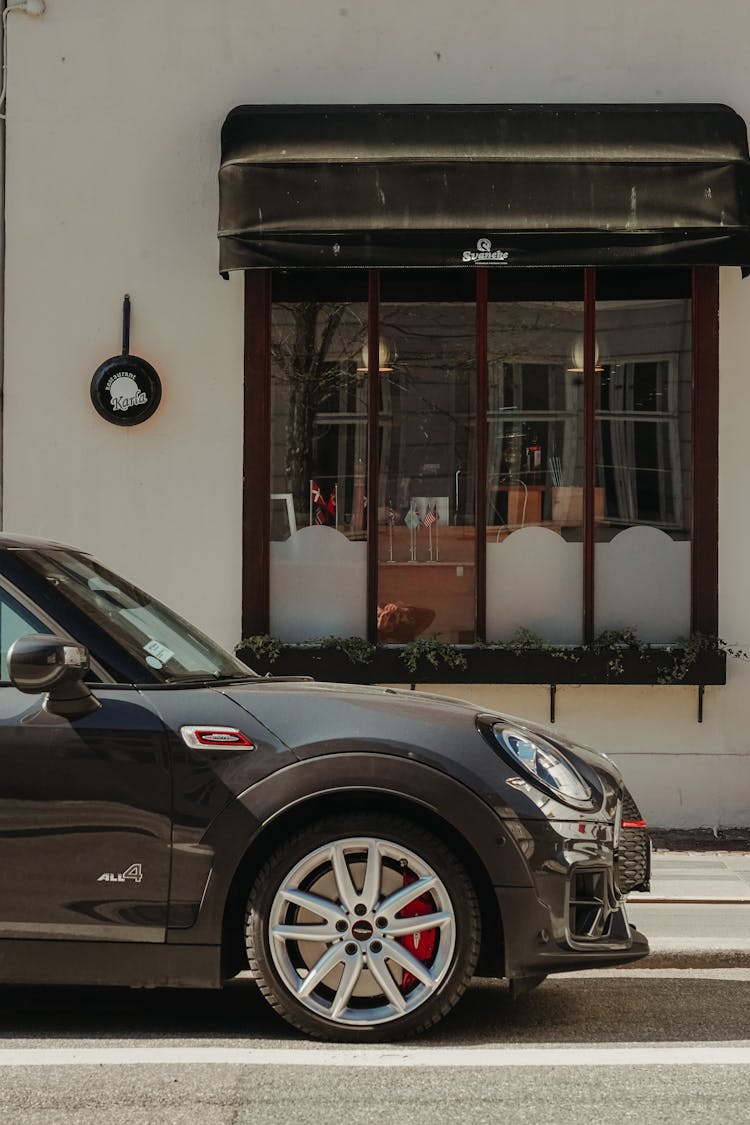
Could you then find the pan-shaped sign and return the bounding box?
[90,296,162,427]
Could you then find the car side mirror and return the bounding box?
[9,634,101,719]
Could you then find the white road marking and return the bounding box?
[0,1045,748,1068]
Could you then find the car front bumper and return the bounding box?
[496,817,650,980]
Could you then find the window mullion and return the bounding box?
[366,269,381,642]
[583,267,596,643]
[476,269,488,641]
[691,266,719,635]
[242,269,272,638]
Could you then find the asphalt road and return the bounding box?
[1,968,749,1124]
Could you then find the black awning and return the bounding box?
[218,103,750,271]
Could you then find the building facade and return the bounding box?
[3,0,750,827]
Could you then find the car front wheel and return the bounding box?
[245,813,481,1041]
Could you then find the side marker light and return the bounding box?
[180,726,255,750]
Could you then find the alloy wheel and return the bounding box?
[243,811,484,1046]
[266,835,457,1026]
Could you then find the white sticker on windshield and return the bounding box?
[88,577,120,592]
[144,639,175,665]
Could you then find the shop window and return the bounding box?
[250,268,715,650]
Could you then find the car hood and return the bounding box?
[218,679,620,812]
[219,679,481,750]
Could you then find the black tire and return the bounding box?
[245,813,481,1042]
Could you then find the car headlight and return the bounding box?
[491,724,593,808]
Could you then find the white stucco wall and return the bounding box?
[3,0,750,825]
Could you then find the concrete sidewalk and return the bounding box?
[626,849,750,967]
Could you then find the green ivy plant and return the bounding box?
[401,637,468,675]
[504,626,546,654]
[236,634,282,667]
[657,633,749,685]
[499,627,580,663]
[590,628,648,679]
[319,635,376,665]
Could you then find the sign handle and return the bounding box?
[122,294,131,356]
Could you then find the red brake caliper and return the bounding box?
[397,871,437,993]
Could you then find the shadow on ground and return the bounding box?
[0,973,748,1046]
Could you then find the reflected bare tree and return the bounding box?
[272,303,361,515]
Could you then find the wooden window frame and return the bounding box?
[241,271,271,638]
[243,266,719,644]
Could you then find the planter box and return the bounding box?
[236,643,727,687]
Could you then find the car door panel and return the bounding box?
[0,686,171,942]
[142,686,298,936]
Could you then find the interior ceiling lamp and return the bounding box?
[357,337,395,373]
[567,336,604,373]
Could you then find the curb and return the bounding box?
[629,898,750,905]
[650,830,750,851]
[639,943,750,969]
[625,898,750,969]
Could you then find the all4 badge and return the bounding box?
[97,863,143,884]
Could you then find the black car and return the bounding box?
[0,534,649,1041]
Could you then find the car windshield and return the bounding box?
[17,549,256,683]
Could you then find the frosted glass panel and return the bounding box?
[270,526,367,642]
[596,526,690,641]
[486,527,582,643]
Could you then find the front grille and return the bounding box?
[618,787,651,894]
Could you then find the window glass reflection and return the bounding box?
[377,303,476,643]
[269,303,368,641]
[486,301,584,645]
[595,301,691,539]
[595,299,692,640]
[487,303,585,540]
